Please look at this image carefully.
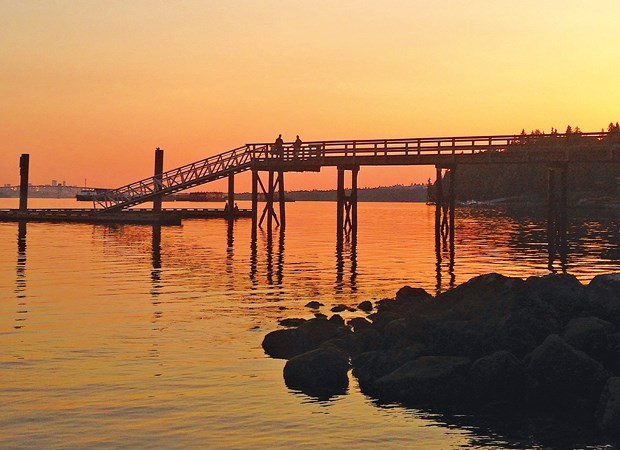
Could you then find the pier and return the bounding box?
[5,130,620,260]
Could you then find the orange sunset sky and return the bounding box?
[3,1,620,191]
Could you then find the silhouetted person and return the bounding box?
[293,135,302,160]
[234,203,239,212]
[274,134,284,158]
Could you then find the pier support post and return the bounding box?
[278,170,286,230]
[434,165,443,251]
[547,164,568,268]
[336,166,359,245]
[19,154,30,211]
[153,148,164,213]
[337,168,345,244]
[251,170,258,240]
[227,172,235,219]
[257,170,283,230]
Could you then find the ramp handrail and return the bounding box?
[96,144,271,211]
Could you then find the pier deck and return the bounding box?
[0,208,252,225]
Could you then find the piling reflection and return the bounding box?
[435,224,455,294]
[335,230,358,294]
[15,221,27,329]
[151,224,162,298]
[250,226,285,288]
[226,219,234,276]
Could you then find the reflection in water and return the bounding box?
[226,219,234,275]
[15,221,27,329]
[336,231,358,294]
[151,224,162,299]
[435,223,455,294]
[250,227,285,289]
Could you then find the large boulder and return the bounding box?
[603,332,620,375]
[375,286,433,315]
[470,351,526,404]
[262,317,347,359]
[283,347,350,398]
[352,344,425,389]
[525,334,609,412]
[262,328,305,359]
[374,356,471,404]
[596,377,620,435]
[525,274,586,325]
[563,316,615,360]
[407,273,560,358]
[587,274,620,325]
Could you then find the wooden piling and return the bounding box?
[19,154,29,212]
[153,148,164,213]
[228,172,235,219]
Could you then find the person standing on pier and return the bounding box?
[293,135,302,160]
[274,134,284,159]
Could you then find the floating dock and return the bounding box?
[0,208,252,225]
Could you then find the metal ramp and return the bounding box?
[95,144,267,212]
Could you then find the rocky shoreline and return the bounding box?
[262,273,620,437]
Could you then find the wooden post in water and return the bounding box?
[336,168,345,244]
[251,170,258,239]
[547,167,557,260]
[267,170,274,231]
[19,154,30,211]
[435,165,443,251]
[448,165,456,246]
[558,165,568,254]
[351,166,359,236]
[153,148,164,213]
[227,172,235,219]
[278,170,286,230]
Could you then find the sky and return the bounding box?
[2,0,620,191]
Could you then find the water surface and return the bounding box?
[1,199,618,448]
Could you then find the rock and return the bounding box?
[347,328,380,356]
[376,286,432,315]
[262,328,305,359]
[368,311,400,332]
[381,318,411,349]
[278,317,306,328]
[425,319,490,359]
[374,356,471,404]
[329,314,345,326]
[314,312,327,319]
[347,317,372,332]
[525,334,609,410]
[596,377,620,435]
[603,332,620,375]
[352,344,426,390]
[305,301,324,309]
[563,316,615,360]
[262,317,346,359]
[283,347,350,398]
[357,300,373,312]
[331,304,348,313]
[470,351,525,404]
[587,274,620,325]
[495,298,561,358]
[525,274,587,325]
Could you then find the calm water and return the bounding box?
[1,199,619,448]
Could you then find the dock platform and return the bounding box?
[0,208,252,225]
